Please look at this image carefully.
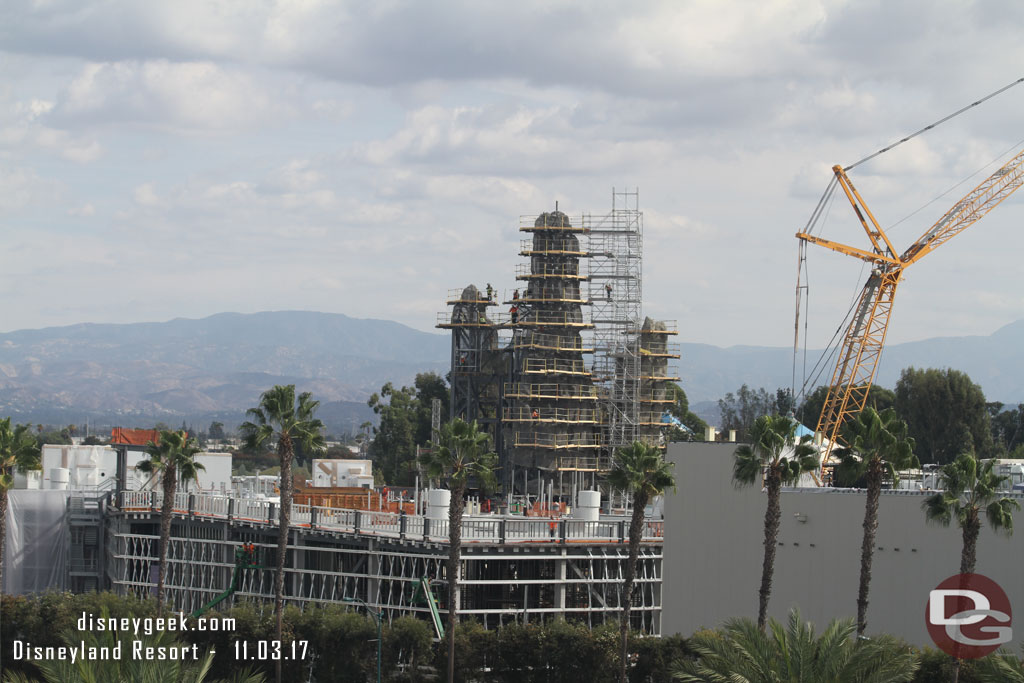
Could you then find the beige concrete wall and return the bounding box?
[662,442,1024,647]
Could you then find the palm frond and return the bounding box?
[922,492,954,527]
[671,608,916,682]
[609,441,677,498]
[987,497,1021,535]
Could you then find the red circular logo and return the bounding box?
[925,573,1012,659]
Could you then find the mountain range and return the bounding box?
[680,318,1024,409]
[0,311,448,435]
[0,310,1020,433]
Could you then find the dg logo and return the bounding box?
[926,573,1012,659]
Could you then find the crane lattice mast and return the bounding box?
[797,147,1024,476]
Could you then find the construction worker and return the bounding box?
[532,408,539,420]
[512,289,519,300]
[605,283,613,301]
[486,283,493,301]
[510,304,518,324]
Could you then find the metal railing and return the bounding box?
[515,263,587,279]
[503,407,602,424]
[504,382,600,400]
[524,357,590,375]
[115,491,661,545]
[513,431,604,449]
[519,216,588,233]
[509,333,594,354]
[519,238,590,256]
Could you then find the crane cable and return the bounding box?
[844,75,1024,172]
[792,75,1024,414]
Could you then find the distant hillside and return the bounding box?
[0,311,449,435]
[679,319,1024,405]
[1,310,1020,435]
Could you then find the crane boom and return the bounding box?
[902,147,1024,265]
[798,147,1024,473]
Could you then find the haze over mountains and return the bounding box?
[0,311,1020,433]
[0,311,448,435]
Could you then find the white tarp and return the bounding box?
[3,489,70,594]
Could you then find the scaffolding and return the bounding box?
[504,209,606,485]
[436,285,506,435]
[437,189,681,499]
[585,189,644,452]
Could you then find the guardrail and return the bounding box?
[116,492,663,545]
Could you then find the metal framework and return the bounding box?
[585,190,644,451]
[504,209,603,483]
[437,286,506,447]
[436,189,680,496]
[108,491,664,633]
[797,149,1024,470]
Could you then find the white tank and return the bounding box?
[573,490,600,521]
[425,488,451,520]
[50,468,70,490]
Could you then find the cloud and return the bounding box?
[51,59,291,131]
[67,202,95,216]
[2,0,1024,350]
[354,103,676,176]
[0,166,59,212]
[0,96,103,162]
[133,183,163,207]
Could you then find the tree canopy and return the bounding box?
[664,383,707,441]
[368,372,450,486]
[895,367,991,465]
[987,402,1024,458]
[718,385,796,441]
[797,384,895,432]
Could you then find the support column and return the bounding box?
[556,548,567,611]
[366,538,379,607]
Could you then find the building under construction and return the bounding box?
[104,489,664,633]
[3,191,673,638]
[437,191,679,498]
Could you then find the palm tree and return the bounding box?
[733,414,819,630]
[0,418,41,592]
[976,650,1024,682]
[607,441,676,683]
[923,452,1019,574]
[923,452,1019,683]
[137,429,204,616]
[834,407,918,636]
[240,385,325,682]
[671,608,918,682]
[420,418,497,683]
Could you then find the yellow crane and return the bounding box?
[797,148,1024,476]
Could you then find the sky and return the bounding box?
[3,0,1024,351]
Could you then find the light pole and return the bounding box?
[343,596,381,683]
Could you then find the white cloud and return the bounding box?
[67,202,95,216]
[0,166,58,212]
[55,59,291,131]
[133,183,162,207]
[0,97,103,162]
[2,0,1024,352]
[355,103,676,175]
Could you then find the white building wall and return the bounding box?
[39,445,232,492]
[311,459,374,488]
[41,445,118,488]
[662,442,1024,648]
